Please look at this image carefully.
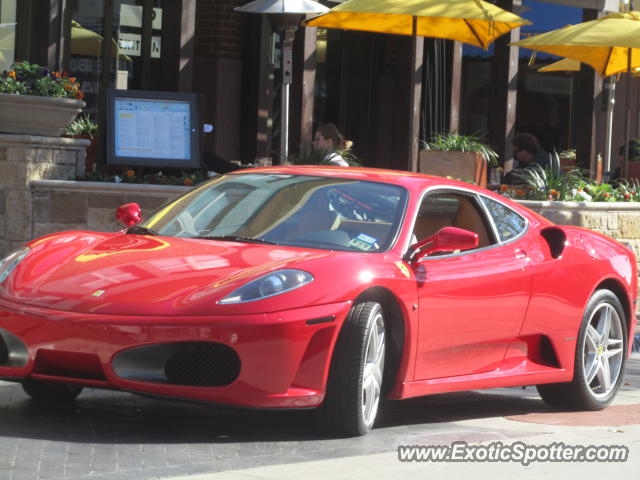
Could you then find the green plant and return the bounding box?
[500,164,640,202]
[624,139,640,162]
[64,115,98,137]
[421,131,499,167]
[559,148,576,160]
[509,164,589,201]
[0,61,83,100]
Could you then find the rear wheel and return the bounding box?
[320,301,386,436]
[537,289,627,410]
[22,378,83,402]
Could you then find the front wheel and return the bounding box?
[320,301,386,436]
[537,289,627,410]
[22,378,83,402]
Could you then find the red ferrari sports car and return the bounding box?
[0,166,636,435]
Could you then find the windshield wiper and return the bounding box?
[195,235,279,245]
[125,225,159,235]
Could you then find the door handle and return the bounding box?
[514,249,527,259]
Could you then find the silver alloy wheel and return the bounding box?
[361,311,385,429]
[582,302,625,399]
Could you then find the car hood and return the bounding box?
[3,232,345,315]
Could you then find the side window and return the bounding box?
[480,196,527,242]
[413,192,495,250]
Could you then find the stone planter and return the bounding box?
[516,199,640,258]
[65,134,97,172]
[0,93,85,137]
[418,150,487,187]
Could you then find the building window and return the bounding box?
[68,0,165,117]
[0,0,17,71]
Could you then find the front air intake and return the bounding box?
[113,341,240,387]
[0,335,7,365]
[0,328,28,367]
[164,343,240,387]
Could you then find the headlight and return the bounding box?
[218,269,314,304]
[0,247,30,283]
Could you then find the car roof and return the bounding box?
[228,165,549,228]
[229,165,475,191]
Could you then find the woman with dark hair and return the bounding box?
[503,133,551,184]
[312,123,352,167]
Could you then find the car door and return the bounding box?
[412,190,533,380]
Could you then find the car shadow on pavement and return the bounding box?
[376,388,552,429]
[0,382,552,443]
[0,356,637,443]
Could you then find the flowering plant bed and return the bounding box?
[499,165,640,202]
[76,168,208,187]
[0,62,85,136]
[0,61,83,100]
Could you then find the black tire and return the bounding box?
[537,289,627,410]
[22,378,83,402]
[319,301,386,436]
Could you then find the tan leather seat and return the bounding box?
[412,214,452,243]
[452,197,491,247]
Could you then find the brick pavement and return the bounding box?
[0,355,638,480]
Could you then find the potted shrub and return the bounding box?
[64,115,99,172]
[419,132,499,187]
[0,61,85,136]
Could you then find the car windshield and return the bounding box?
[139,173,407,252]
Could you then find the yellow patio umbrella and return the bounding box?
[306,0,530,170]
[538,57,580,73]
[513,11,640,177]
[71,20,131,61]
[538,57,640,76]
[513,11,640,77]
[305,0,530,49]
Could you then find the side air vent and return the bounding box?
[539,335,560,368]
[541,227,566,259]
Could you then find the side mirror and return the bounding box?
[116,203,142,227]
[409,226,478,262]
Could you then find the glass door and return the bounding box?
[67,0,165,117]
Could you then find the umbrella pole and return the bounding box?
[604,77,616,173]
[408,15,420,172]
[624,47,631,179]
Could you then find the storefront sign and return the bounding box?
[525,73,571,95]
[118,33,161,58]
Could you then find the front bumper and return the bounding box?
[0,298,351,408]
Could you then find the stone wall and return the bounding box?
[4,169,640,272]
[29,180,188,245]
[0,134,89,256]
[518,200,640,262]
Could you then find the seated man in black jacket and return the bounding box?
[503,133,551,184]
